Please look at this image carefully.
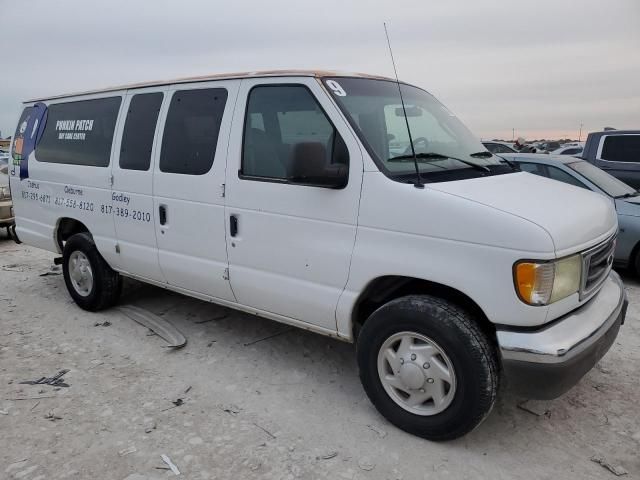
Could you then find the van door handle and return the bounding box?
[229,215,238,237]
[159,205,167,225]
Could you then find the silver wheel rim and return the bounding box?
[377,331,457,416]
[68,251,93,297]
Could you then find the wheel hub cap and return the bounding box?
[69,251,93,297]
[377,331,457,416]
[398,363,425,390]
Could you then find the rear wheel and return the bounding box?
[62,233,121,311]
[356,295,499,441]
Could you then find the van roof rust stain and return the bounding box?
[25,70,396,103]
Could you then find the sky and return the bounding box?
[1,0,639,141]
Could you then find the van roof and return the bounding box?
[26,70,396,103]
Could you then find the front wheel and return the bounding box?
[356,295,499,441]
[62,232,122,311]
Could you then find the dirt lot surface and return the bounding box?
[1,232,639,480]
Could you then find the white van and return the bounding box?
[8,71,626,440]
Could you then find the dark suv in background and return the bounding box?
[582,130,640,188]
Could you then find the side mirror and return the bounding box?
[288,142,348,189]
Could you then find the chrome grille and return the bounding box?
[579,235,616,300]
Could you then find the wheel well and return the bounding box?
[55,218,90,252]
[629,240,640,273]
[352,276,495,341]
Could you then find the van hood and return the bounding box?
[429,171,617,254]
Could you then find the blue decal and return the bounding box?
[12,102,47,180]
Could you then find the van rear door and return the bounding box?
[111,87,167,282]
[152,81,239,301]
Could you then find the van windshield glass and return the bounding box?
[323,77,511,182]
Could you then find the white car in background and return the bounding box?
[481,141,517,154]
[551,144,584,156]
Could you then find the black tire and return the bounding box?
[62,232,122,311]
[356,295,499,441]
[633,249,640,277]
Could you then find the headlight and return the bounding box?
[514,254,582,306]
[0,186,10,200]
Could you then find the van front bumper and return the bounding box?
[497,271,627,399]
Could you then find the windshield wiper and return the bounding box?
[389,152,490,172]
[470,151,519,171]
[469,151,493,158]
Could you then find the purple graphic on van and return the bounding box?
[12,102,48,180]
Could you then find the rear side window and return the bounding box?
[546,166,588,189]
[518,162,546,176]
[242,85,348,180]
[119,93,163,171]
[601,135,640,163]
[36,97,121,166]
[561,148,582,155]
[159,88,228,175]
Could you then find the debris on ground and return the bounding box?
[253,422,277,439]
[0,409,9,415]
[318,451,338,460]
[20,369,70,388]
[194,312,228,324]
[367,424,388,438]
[161,454,180,475]
[590,455,628,476]
[517,400,550,417]
[1,264,24,272]
[94,321,111,327]
[161,398,184,412]
[39,267,61,277]
[220,404,241,416]
[243,327,294,347]
[183,386,192,394]
[144,420,157,433]
[44,411,62,421]
[117,305,187,348]
[207,340,216,347]
[118,446,137,456]
[358,456,376,471]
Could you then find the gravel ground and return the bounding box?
[1,231,639,480]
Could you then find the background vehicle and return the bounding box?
[482,141,516,154]
[0,149,9,174]
[502,152,640,272]
[550,144,584,156]
[582,130,640,188]
[0,169,15,235]
[8,71,626,441]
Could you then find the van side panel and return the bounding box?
[10,93,126,268]
[335,171,557,338]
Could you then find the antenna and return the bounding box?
[384,22,423,189]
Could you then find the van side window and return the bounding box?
[241,85,349,181]
[601,135,640,163]
[159,88,228,175]
[36,97,122,167]
[119,93,163,171]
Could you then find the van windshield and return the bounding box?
[323,77,513,183]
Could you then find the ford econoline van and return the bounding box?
[8,71,626,440]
